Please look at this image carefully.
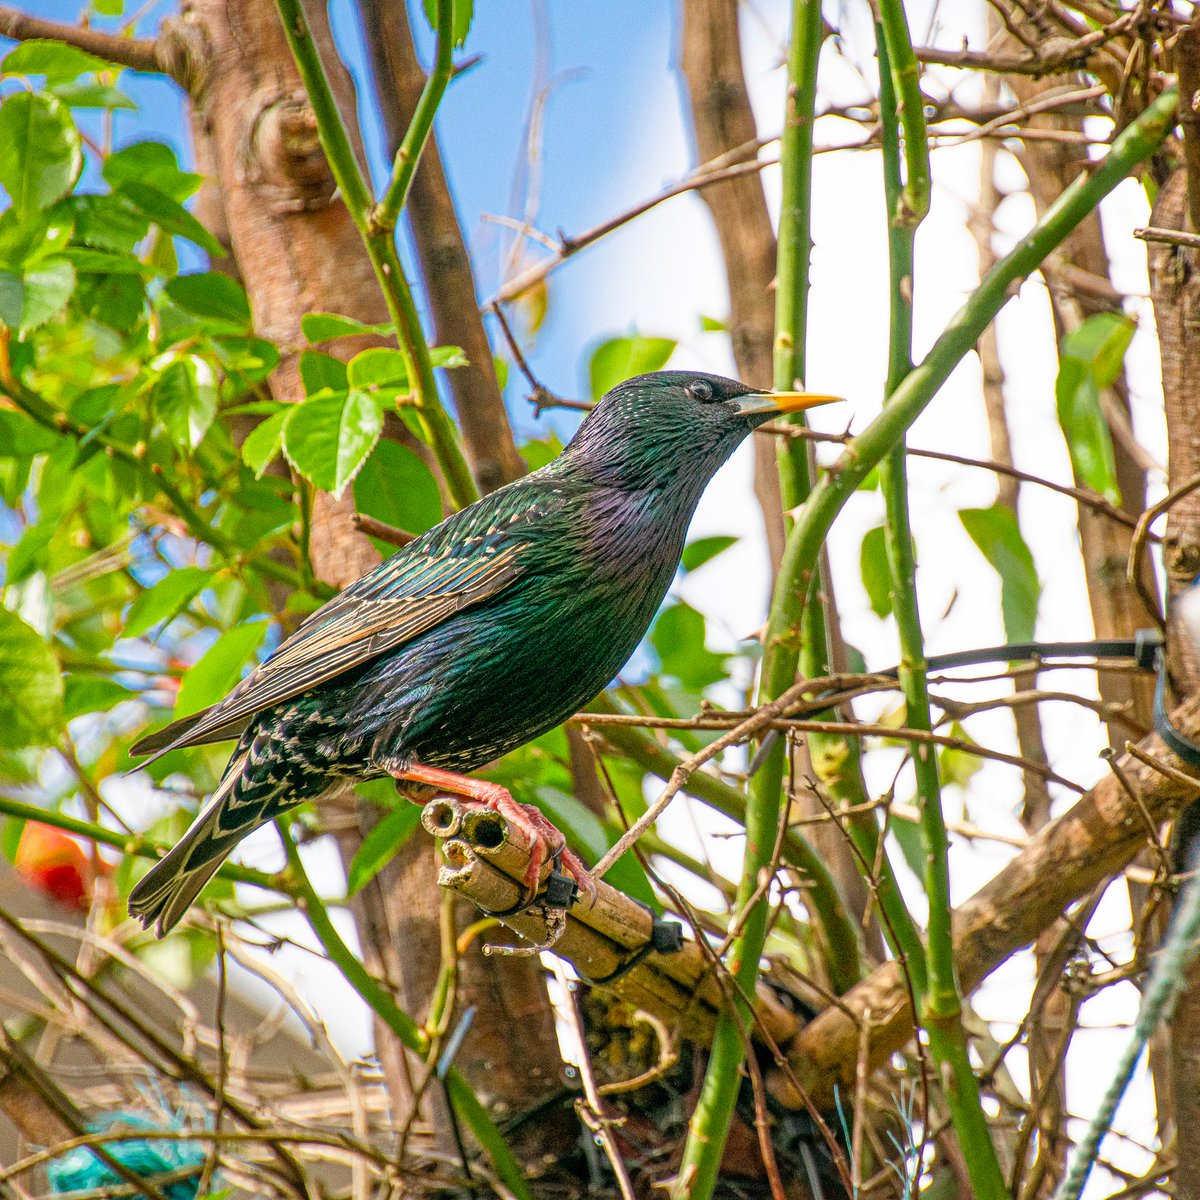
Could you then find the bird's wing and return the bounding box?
[130,490,550,762]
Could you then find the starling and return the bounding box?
[128,371,838,935]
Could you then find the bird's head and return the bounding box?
[560,370,841,492]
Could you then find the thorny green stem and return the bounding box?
[279,824,533,1200]
[370,0,454,233]
[876,0,930,226]
[876,27,1006,1198]
[771,86,1178,687]
[672,6,831,1197]
[272,0,478,509]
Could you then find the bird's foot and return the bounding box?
[391,763,595,907]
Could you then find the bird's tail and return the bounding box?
[128,753,251,938]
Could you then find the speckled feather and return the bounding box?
[127,371,775,933]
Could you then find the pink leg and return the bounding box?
[392,763,594,903]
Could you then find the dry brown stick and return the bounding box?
[1136,225,1200,249]
[777,693,1200,1109]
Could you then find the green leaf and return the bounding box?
[118,181,223,257]
[423,0,473,47]
[0,608,64,749]
[859,525,892,618]
[519,433,563,471]
[75,270,144,332]
[301,311,392,343]
[63,675,134,719]
[889,810,925,883]
[241,409,287,478]
[588,334,676,401]
[124,566,214,638]
[353,438,442,540]
[699,314,727,332]
[650,602,727,691]
[0,93,82,215]
[0,409,62,456]
[430,345,467,368]
[64,193,149,253]
[681,535,737,573]
[347,346,408,390]
[283,389,382,498]
[103,142,202,203]
[165,272,251,328]
[937,722,982,790]
[0,207,73,269]
[959,505,1041,644]
[299,349,347,396]
[212,336,279,384]
[0,256,75,333]
[154,357,218,449]
[176,620,269,718]
[1055,313,1132,504]
[346,803,422,894]
[3,40,111,81]
[48,81,136,110]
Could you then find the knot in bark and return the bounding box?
[247,91,334,205]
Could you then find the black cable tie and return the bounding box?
[582,914,684,987]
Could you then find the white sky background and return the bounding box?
[212,2,1175,1191]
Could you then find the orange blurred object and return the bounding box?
[14,822,110,910]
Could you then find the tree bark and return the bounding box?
[180,0,565,1170]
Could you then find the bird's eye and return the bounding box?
[688,379,714,402]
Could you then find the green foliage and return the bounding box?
[859,524,892,617]
[175,621,269,718]
[0,93,82,215]
[1055,312,1132,504]
[283,389,382,498]
[588,334,676,401]
[651,601,728,691]
[424,0,474,48]
[959,504,1041,643]
[124,567,215,639]
[681,535,737,573]
[0,607,64,749]
[346,798,422,894]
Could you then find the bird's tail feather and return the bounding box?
[129,754,250,938]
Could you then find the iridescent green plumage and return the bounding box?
[128,371,836,933]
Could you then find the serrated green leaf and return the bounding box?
[301,311,393,342]
[588,334,676,401]
[124,566,214,638]
[0,256,75,333]
[347,803,422,894]
[118,181,223,257]
[681,535,737,573]
[959,505,1041,644]
[860,525,892,618]
[0,93,82,215]
[48,81,136,110]
[154,357,217,449]
[0,409,62,456]
[430,345,467,368]
[423,0,473,47]
[283,389,382,498]
[650,602,727,691]
[241,409,287,477]
[347,346,408,390]
[165,272,251,327]
[176,620,269,718]
[63,675,133,719]
[299,349,347,396]
[353,438,442,539]
[103,142,201,203]
[1055,313,1131,504]
[0,608,64,749]
[3,39,111,81]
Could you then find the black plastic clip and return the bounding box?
[584,915,684,987]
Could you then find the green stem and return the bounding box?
[876,26,1005,1197]
[673,8,829,1196]
[0,792,281,893]
[589,697,863,994]
[877,0,930,226]
[272,0,478,509]
[279,825,532,1200]
[773,86,1178,667]
[370,0,453,234]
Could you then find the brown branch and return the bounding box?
[775,693,1200,1110]
[0,4,194,84]
[1175,16,1200,236]
[1136,225,1200,249]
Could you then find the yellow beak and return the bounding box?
[732,390,844,418]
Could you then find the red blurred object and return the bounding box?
[14,822,110,910]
